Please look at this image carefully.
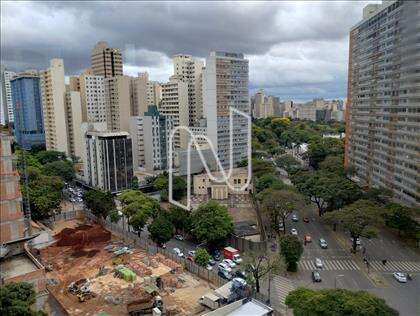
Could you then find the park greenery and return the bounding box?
[285,288,398,316]
[146,172,187,201]
[194,248,211,267]
[0,282,46,316]
[149,214,174,246]
[16,149,74,220]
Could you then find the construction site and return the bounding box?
[37,220,213,315]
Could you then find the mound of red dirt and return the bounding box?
[55,224,111,247]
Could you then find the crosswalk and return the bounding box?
[270,275,295,310]
[299,259,360,271]
[369,260,420,272]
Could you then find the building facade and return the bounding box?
[204,52,250,167]
[345,0,420,206]
[39,59,69,155]
[91,41,123,78]
[130,72,149,116]
[64,90,83,159]
[85,131,133,193]
[1,66,16,124]
[104,76,131,132]
[10,72,45,148]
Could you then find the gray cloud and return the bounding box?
[1,0,373,100]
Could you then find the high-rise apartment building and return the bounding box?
[91,41,123,78]
[64,90,83,159]
[297,102,317,121]
[70,69,107,123]
[10,72,45,148]
[204,52,250,167]
[85,130,133,193]
[104,75,131,132]
[160,75,189,149]
[130,106,174,172]
[252,89,276,119]
[173,54,204,126]
[40,59,69,155]
[1,66,16,124]
[345,0,420,206]
[130,72,149,116]
[147,80,162,108]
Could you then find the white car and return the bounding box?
[206,264,213,271]
[222,259,236,268]
[173,247,184,257]
[233,254,243,264]
[291,228,298,235]
[292,214,299,222]
[188,250,196,257]
[393,272,407,283]
[315,258,323,269]
[175,234,184,241]
[218,262,232,272]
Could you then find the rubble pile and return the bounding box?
[55,224,111,246]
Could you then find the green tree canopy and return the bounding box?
[43,160,75,182]
[323,199,384,251]
[307,138,344,169]
[168,206,192,233]
[280,235,303,272]
[35,150,66,164]
[384,203,419,239]
[83,190,115,219]
[191,201,234,247]
[318,155,345,176]
[194,248,211,267]
[276,154,303,175]
[0,282,45,316]
[153,174,187,201]
[285,288,398,316]
[149,215,174,246]
[255,174,289,193]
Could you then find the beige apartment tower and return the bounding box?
[105,76,131,132]
[91,41,123,78]
[40,59,69,155]
[345,0,420,206]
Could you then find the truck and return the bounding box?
[199,292,221,310]
[223,247,242,264]
[127,295,163,315]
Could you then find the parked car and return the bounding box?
[291,228,298,235]
[206,264,213,271]
[213,250,221,261]
[279,222,285,231]
[223,247,242,264]
[235,270,247,279]
[222,259,236,268]
[350,237,361,246]
[188,250,196,257]
[315,258,323,269]
[218,262,232,272]
[174,234,184,241]
[173,248,184,257]
[218,270,233,280]
[208,259,216,266]
[393,272,407,283]
[312,270,322,282]
[303,217,310,223]
[304,235,312,243]
[319,238,328,249]
[292,214,299,222]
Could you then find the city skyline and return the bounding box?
[1,0,379,101]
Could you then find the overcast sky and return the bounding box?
[1,0,376,101]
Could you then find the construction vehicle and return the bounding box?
[127,295,163,315]
[68,278,95,302]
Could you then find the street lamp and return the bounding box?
[335,274,344,288]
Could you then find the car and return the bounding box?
[208,259,216,266]
[315,258,323,269]
[206,264,213,271]
[173,247,184,257]
[312,270,322,282]
[213,250,221,261]
[218,270,232,280]
[235,270,247,279]
[222,259,236,268]
[279,222,285,231]
[393,272,407,283]
[291,228,298,235]
[351,237,361,246]
[188,250,196,257]
[174,234,184,241]
[303,217,310,223]
[218,262,232,272]
[292,214,299,222]
[304,235,312,243]
[233,254,243,264]
[319,238,328,249]
[232,277,247,287]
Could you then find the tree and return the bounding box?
[153,174,187,201]
[280,235,303,272]
[0,282,45,316]
[255,174,288,193]
[244,249,284,293]
[261,189,304,236]
[109,210,121,223]
[318,155,345,176]
[323,200,384,252]
[168,206,192,233]
[276,154,303,175]
[43,160,75,182]
[307,138,343,169]
[191,201,234,247]
[194,248,211,267]
[149,215,174,246]
[252,158,276,178]
[83,190,115,219]
[131,176,139,189]
[35,150,66,164]
[385,203,419,239]
[364,187,392,205]
[285,288,398,316]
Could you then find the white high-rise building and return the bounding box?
[40,59,69,155]
[204,52,250,167]
[160,75,189,149]
[173,54,204,126]
[1,66,16,124]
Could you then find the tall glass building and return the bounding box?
[11,72,45,149]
